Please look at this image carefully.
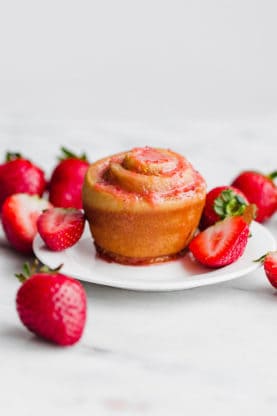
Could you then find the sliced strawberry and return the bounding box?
[189,216,250,268]
[1,193,52,254]
[37,207,85,251]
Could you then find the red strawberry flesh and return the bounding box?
[189,216,249,268]
[1,194,52,254]
[37,208,85,251]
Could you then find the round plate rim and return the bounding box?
[33,221,276,292]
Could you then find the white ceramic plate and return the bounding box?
[33,222,276,292]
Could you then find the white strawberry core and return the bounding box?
[42,208,82,233]
[13,194,51,239]
[203,218,237,257]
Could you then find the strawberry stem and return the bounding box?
[254,253,268,263]
[59,147,88,162]
[23,262,31,276]
[15,259,63,283]
[5,152,22,162]
[15,262,32,282]
[268,171,277,181]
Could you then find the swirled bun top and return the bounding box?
[122,147,182,175]
[84,147,206,207]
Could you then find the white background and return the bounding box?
[1,3,277,416]
[1,0,277,121]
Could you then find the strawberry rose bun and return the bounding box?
[82,147,206,265]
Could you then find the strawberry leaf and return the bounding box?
[5,152,22,162]
[23,262,31,277]
[214,189,247,219]
[268,171,277,181]
[15,259,63,283]
[15,262,31,282]
[254,253,269,263]
[59,147,88,162]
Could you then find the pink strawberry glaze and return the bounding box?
[92,147,206,205]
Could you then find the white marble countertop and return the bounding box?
[1,117,277,415]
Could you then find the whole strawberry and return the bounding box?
[200,186,249,230]
[49,147,90,209]
[232,170,277,223]
[189,214,251,268]
[2,193,52,254]
[0,152,46,210]
[16,262,87,346]
[255,252,277,288]
[37,207,85,251]
[264,252,277,288]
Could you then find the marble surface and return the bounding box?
[0,117,277,415]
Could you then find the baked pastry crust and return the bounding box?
[82,147,206,264]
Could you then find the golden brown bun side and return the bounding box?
[84,196,205,258]
[82,147,206,261]
[94,244,185,265]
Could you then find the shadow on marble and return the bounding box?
[1,325,60,350]
[0,236,34,262]
[0,237,14,252]
[1,325,28,340]
[82,279,230,304]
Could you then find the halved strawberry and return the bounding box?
[189,216,250,268]
[37,207,85,251]
[1,193,52,254]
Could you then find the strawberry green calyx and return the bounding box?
[268,171,277,181]
[59,147,88,162]
[254,253,268,264]
[5,152,22,162]
[214,189,247,219]
[15,262,32,282]
[15,259,63,283]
